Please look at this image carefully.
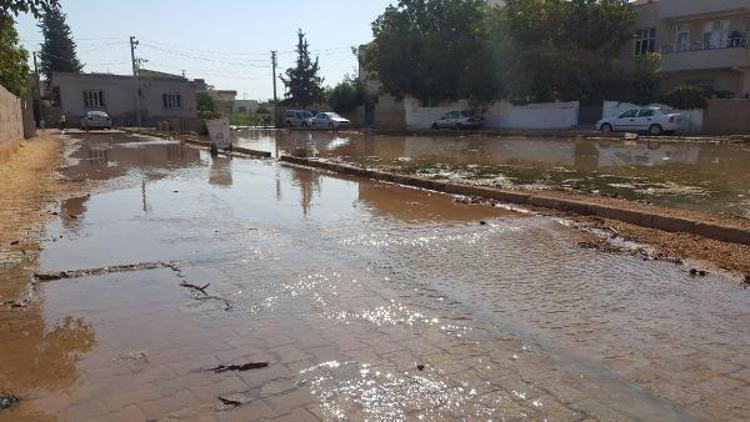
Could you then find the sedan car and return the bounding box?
[310,112,350,129]
[81,111,112,130]
[432,110,484,130]
[597,107,683,136]
[284,110,315,128]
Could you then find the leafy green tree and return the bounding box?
[281,29,324,107]
[0,11,30,96]
[503,0,636,102]
[1,0,58,18]
[367,0,501,106]
[624,52,662,105]
[328,75,374,114]
[196,92,222,119]
[38,4,82,83]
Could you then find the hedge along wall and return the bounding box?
[0,84,24,154]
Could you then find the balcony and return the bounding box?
[660,39,750,72]
[659,0,750,20]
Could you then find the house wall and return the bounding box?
[373,94,407,131]
[497,101,579,130]
[603,100,704,132]
[52,72,198,126]
[703,99,750,134]
[0,84,24,156]
[403,98,577,131]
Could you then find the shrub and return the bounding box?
[660,85,708,110]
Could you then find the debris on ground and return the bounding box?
[35,262,174,281]
[209,362,269,373]
[417,364,426,371]
[0,394,21,410]
[480,220,488,226]
[218,392,253,407]
[689,269,708,277]
[9,240,19,246]
[114,351,149,363]
[179,282,211,295]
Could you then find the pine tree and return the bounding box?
[38,4,81,83]
[281,29,324,107]
[0,11,30,96]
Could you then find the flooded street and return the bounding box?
[2,133,750,421]
[233,129,750,219]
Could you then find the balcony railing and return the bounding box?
[661,38,749,54]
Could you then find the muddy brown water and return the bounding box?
[234,129,750,219]
[1,133,749,420]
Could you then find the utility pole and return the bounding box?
[32,52,41,126]
[271,50,278,104]
[130,36,142,127]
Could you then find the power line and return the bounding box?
[138,42,271,69]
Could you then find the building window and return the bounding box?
[675,24,691,52]
[704,20,729,49]
[83,90,104,108]
[634,28,656,56]
[163,93,182,109]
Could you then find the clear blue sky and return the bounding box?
[15,0,393,101]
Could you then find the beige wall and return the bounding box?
[0,85,24,155]
[704,99,750,134]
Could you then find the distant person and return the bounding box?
[58,114,67,132]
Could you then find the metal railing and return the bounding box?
[661,38,749,54]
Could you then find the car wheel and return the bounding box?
[432,123,439,130]
[649,124,663,136]
[285,121,292,128]
[455,123,463,130]
[302,122,308,128]
[329,123,334,129]
[600,123,613,133]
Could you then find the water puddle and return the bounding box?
[234,129,750,218]
[1,133,748,420]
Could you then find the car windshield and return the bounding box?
[461,110,478,118]
[301,111,313,118]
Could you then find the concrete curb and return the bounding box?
[279,155,750,246]
[125,129,272,158]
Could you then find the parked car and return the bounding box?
[284,110,314,128]
[81,111,112,130]
[432,110,484,130]
[310,112,350,129]
[597,107,683,136]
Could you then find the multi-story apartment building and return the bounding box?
[626,0,750,97]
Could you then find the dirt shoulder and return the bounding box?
[0,131,75,300]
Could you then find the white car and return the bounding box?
[432,110,484,130]
[284,110,314,128]
[81,111,112,130]
[310,112,350,129]
[597,107,682,136]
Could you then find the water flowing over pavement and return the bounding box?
[1,133,750,421]
[233,129,750,220]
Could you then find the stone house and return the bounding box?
[625,0,750,97]
[48,70,206,126]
